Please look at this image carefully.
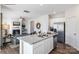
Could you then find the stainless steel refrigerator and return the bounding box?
[53,22,65,43]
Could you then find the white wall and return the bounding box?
[27,15,49,34]
[65,5,79,50]
[49,12,65,27]
[34,15,49,33]
[50,18,65,27]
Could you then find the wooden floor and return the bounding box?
[50,43,79,54]
[0,43,79,54]
[0,43,19,54]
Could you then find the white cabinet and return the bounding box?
[33,37,53,54]
[44,37,53,54]
[33,40,44,54]
[19,36,53,54]
[33,44,44,54]
[44,39,50,54]
[23,41,33,54]
[50,37,53,51]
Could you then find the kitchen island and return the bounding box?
[17,33,57,54]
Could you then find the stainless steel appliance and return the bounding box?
[53,22,65,43]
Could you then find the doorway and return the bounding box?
[30,21,34,34]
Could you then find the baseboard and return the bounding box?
[66,42,79,51]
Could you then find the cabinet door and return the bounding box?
[44,37,53,54]
[50,37,53,50]
[33,44,44,54]
[23,41,33,54]
[33,41,44,54]
[44,39,50,54]
[33,37,53,54]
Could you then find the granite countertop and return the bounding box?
[17,33,58,45]
[15,33,29,37]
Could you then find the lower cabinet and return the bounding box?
[33,44,44,54]
[44,37,53,54]
[20,37,53,54]
[33,37,53,54]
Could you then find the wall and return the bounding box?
[49,12,65,27]
[65,5,79,50]
[27,15,49,34]
[34,15,49,33]
[50,17,65,27]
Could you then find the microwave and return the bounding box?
[13,22,20,26]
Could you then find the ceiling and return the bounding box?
[2,4,77,19]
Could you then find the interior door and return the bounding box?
[75,17,79,49]
[70,17,77,47]
[66,16,77,48]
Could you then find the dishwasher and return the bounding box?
[53,35,57,49]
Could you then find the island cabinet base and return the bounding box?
[20,37,54,54]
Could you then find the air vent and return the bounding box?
[24,10,30,13]
[4,4,16,5]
